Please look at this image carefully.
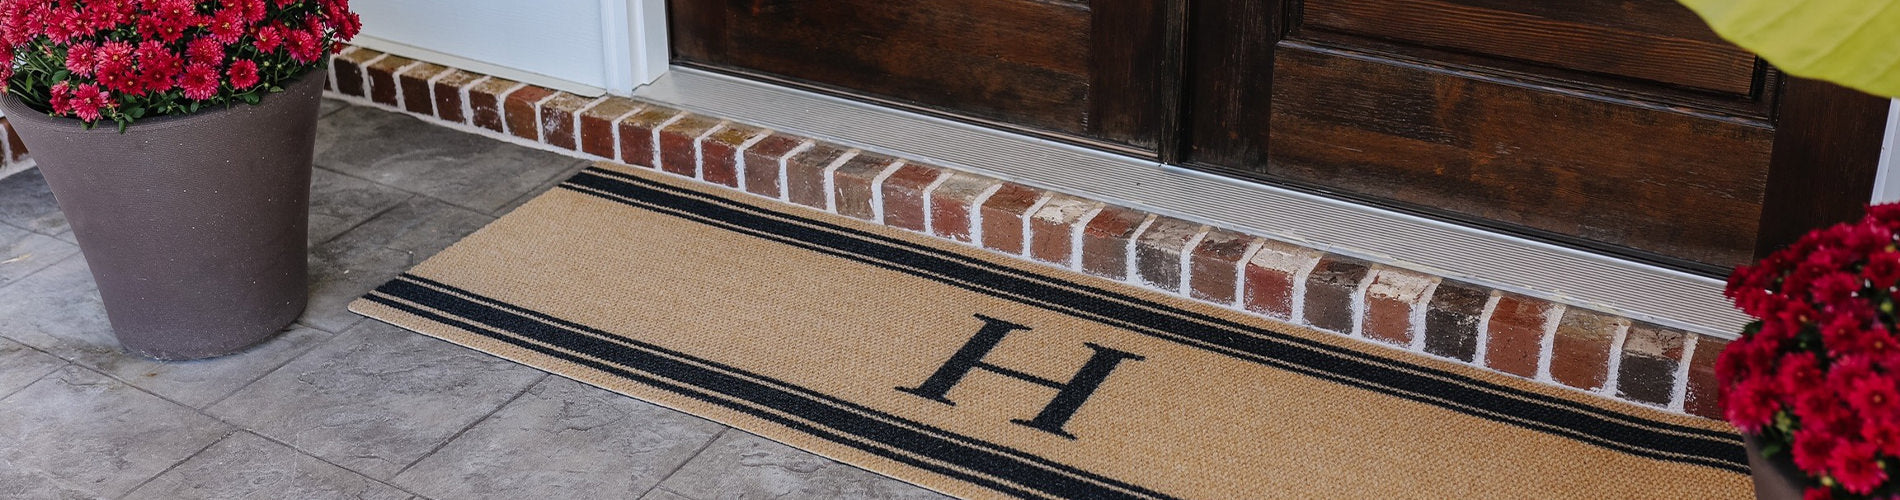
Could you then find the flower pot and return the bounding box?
[0,71,325,360]
[1744,433,1804,500]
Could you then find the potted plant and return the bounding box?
[0,0,360,360]
[1721,206,1900,500]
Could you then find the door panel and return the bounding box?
[669,0,1182,155]
[1185,0,1887,273]
[1302,0,1759,96]
[1269,43,1775,266]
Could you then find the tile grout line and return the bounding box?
[236,429,434,499]
[636,426,732,500]
[114,427,239,499]
[0,359,71,403]
[389,372,553,479]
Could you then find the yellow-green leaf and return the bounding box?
[1677,0,1900,97]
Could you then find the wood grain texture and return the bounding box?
[670,0,1102,145]
[1755,78,1891,258]
[1302,0,1758,96]
[1267,43,1776,267]
[1183,0,1285,169]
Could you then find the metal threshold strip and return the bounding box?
[635,67,1748,338]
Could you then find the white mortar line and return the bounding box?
[493,82,530,137]
[527,89,562,143]
[1409,278,1443,352]
[868,160,906,223]
[692,121,730,180]
[1286,255,1321,326]
[1232,238,1268,308]
[328,46,355,93]
[647,112,687,169]
[1669,334,1699,412]
[821,150,860,213]
[1069,205,1105,271]
[386,61,423,112]
[918,171,955,235]
[1124,215,1158,285]
[1472,292,1502,366]
[1348,266,1376,337]
[459,76,492,127]
[1174,227,1210,295]
[1600,321,1633,397]
[571,96,610,158]
[1019,193,1056,257]
[606,104,646,164]
[965,182,1006,248]
[356,53,389,104]
[1535,304,1567,383]
[777,140,816,203]
[731,128,774,192]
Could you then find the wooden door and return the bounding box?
[669,0,1185,157]
[1184,0,1890,274]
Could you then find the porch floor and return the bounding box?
[0,100,949,500]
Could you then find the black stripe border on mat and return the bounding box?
[367,164,1747,494]
[559,166,1748,472]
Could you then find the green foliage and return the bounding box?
[1679,0,1900,98]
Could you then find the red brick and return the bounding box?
[616,106,684,168]
[657,115,723,177]
[1361,267,1436,345]
[832,154,899,220]
[928,173,1001,243]
[1618,323,1688,406]
[980,184,1046,255]
[578,97,643,159]
[1548,308,1627,391]
[467,78,520,133]
[785,145,853,209]
[1188,230,1255,304]
[1133,217,1205,292]
[398,63,447,116]
[700,123,769,187]
[881,163,946,232]
[536,93,593,150]
[1080,207,1150,281]
[431,70,484,124]
[1684,335,1729,419]
[3,120,25,162]
[365,55,415,107]
[742,135,808,199]
[503,86,557,141]
[1027,195,1101,267]
[1304,257,1371,334]
[1485,294,1557,378]
[1423,281,1491,362]
[331,48,379,97]
[1242,240,1322,320]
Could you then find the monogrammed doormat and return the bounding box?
[350,162,1750,499]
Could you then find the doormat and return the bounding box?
[350,162,1750,499]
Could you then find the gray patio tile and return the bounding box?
[303,196,493,332]
[208,321,546,480]
[315,106,587,213]
[657,431,951,500]
[642,487,696,500]
[320,98,349,118]
[0,366,231,499]
[493,159,590,215]
[393,376,726,500]
[0,255,118,360]
[309,167,412,245]
[0,222,78,289]
[85,325,334,409]
[0,168,69,239]
[0,337,66,398]
[124,431,413,500]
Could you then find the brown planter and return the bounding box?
[1744,433,1805,500]
[0,71,326,360]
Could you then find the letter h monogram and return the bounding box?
[897,314,1144,440]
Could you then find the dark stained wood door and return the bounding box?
[671,0,1890,275]
[1184,0,1890,274]
[670,0,1184,157]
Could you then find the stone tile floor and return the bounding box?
[0,100,951,500]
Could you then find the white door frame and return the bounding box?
[600,0,671,95]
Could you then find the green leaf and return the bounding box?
[1677,0,1900,97]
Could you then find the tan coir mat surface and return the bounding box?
[350,162,1750,499]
